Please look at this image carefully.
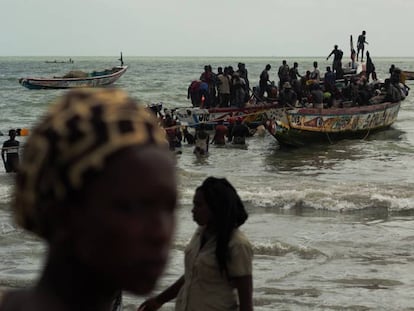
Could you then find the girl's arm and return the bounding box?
[232,275,253,311]
[138,275,185,311]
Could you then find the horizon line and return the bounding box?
[1,55,414,58]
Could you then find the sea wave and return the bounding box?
[237,182,414,213]
[173,240,327,259]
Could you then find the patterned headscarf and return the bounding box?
[13,88,167,238]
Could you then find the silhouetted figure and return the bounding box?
[326,44,344,79]
[278,60,290,88]
[182,127,195,144]
[188,80,203,107]
[365,51,376,82]
[211,120,228,145]
[259,64,271,99]
[1,129,19,173]
[289,62,302,81]
[279,82,298,107]
[194,124,210,156]
[324,66,336,93]
[230,119,250,145]
[357,31,368,62]
[118,52,124,66]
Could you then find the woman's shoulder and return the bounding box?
[227,229,253,275]
[229,228,252,248]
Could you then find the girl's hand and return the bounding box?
[137,297,162,311]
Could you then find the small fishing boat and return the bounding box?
[20,54,127,89]
[265,101,401,147]
[173,102,286,128]
[45,58,74,64]
[19,65,127,89]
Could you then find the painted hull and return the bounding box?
[19,66,128,89]
[174,103,286,128]
[265,102,401,147]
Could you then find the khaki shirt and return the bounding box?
[175,227,253,311]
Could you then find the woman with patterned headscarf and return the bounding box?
[0,88,178,311]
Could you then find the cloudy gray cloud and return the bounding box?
[1,0,413,56]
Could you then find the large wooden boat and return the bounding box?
[19,65,128,89]
[173,102,286,128]
[265,101,401,147]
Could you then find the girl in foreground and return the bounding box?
[0,89,178,311]
[139,177,253,311]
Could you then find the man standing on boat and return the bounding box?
[217,67,231,107]
[326,45,344,79]
[365,51,377,82]
[259,64,272,99]
[1,129,19,173]
[289,62,302,81]
[357,31,368,62]
[278,60,290,88]
[310,61,321,83]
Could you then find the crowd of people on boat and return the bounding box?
[187,49,408,113]
[151,48,410,157]
[188,63,251,108]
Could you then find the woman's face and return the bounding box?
[67,146,177,294]
[192,189,212,226]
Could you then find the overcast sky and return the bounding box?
[1,0,413,57]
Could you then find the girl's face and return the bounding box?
[66,146,177,295]
[192,189,212,226]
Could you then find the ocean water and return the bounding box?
[0,56,413,310]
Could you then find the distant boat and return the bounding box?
[402,70,414,80]
[45,58,74,64]
[19,56,127,89]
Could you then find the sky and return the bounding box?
[1,0,413,57]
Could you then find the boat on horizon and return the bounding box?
[45,58,74,64]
